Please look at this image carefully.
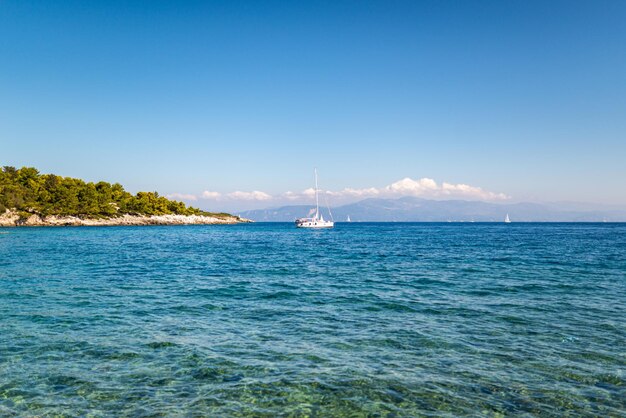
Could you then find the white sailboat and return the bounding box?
[295,169,334,228]
[347,215,351,222]
[504,213,511,223]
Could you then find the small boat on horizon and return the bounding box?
[347,215,351,222]
[504,213,511,223]
[295,169,334,229]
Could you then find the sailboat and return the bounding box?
[504,213,511,223]
[346,215,351,222]
[295,169,334,228]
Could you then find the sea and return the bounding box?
[0,223,624,417]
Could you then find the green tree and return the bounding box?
[0,166,224,219]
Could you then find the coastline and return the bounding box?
[0,210,251,227]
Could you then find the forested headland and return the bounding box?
[0,166,231,220]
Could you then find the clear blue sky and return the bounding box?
[2,1,625,210]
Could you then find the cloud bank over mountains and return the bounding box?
[167,177,509,210]
[328,178,509,201]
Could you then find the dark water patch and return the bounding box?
[260,290,298,300]
[368,301,420,313]
[146,341,178,349]
[496,314,532,325]
[47,375,95,391]
[167,304,204,314]
[192,366,232,382]
[82,347,141,361]
[594,373,625,387]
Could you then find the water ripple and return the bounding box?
[0,223,625,416]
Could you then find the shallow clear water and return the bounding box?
[0,223,625,417]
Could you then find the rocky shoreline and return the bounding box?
[0,210,250,227]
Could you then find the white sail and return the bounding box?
[504,214,511,223]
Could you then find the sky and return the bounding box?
[2,1,625,211]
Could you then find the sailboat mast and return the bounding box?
[314,168,319,219]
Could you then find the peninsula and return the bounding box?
[0,166,247,226]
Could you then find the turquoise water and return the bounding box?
[1,223,625,417]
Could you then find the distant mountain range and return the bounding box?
[239,197,626,222]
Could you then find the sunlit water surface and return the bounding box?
[1,223,625,416]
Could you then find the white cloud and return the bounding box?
[302,188,317,198]
[440,182,508,200]
[201,190,222,199]
[282,191,301,200]
[167,177,508,207]
[327,187,380,197]
[386,177,438,194]
[166,193,198,201]
[321,177,508,201]
[227,190,273,201]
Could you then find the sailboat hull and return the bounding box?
[295,219,334,228]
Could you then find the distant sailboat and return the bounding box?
[347,215,351,222]
[504,213,511,223]
[295,169,334,228]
